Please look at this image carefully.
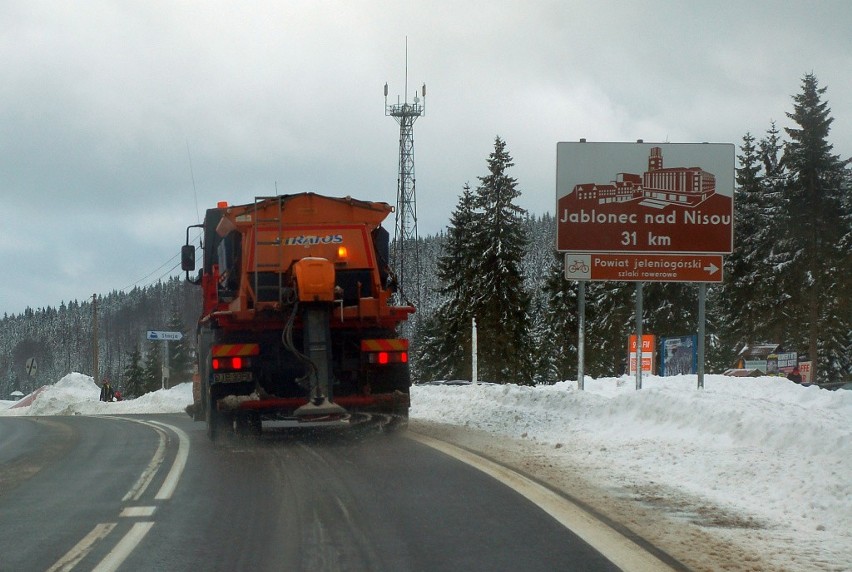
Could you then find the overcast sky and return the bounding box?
[2,1,851,317]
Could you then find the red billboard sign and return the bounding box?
[564,253,723,283]
[556,142,734,254]
[628,334,656,375]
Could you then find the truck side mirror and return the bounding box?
[181,244,196,271]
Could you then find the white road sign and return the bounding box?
[146,330,183,341]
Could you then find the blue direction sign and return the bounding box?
[146,330,183,341]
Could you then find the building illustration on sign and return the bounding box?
[556,142,734,254]
[572,147,716,209]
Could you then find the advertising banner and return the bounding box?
[776,352,798,374]
[799,361,813,383]
[660,335,698,376]
[628,334,656,375]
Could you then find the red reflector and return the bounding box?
[378,352,389,365]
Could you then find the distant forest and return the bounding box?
[2,73,849,398]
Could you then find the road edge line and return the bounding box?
[408,432,680,572]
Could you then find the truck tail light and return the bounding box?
[361,339,408,366]
[211,344,259,370]
[212,356,251,371]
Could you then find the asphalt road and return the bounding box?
[0,414,627,571]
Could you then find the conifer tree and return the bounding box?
[585,282,635,375]
[719,132,779,352]
[415,184,478,380]
[142,340,163,394]
[540,251,578,382]
[165,306,193,386]
[469,137,534,383]
[123,346,144,398]
[778,74,851,380]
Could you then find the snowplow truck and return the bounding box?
[181,193,414,439]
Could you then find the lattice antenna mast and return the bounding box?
[384,43,425,307]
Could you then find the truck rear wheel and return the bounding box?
[206,386,229,441]
[383,403,409,433]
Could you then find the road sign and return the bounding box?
[556,142,734,254]
[146,330,183,341]
[564,253,723,283]
[25,358,37,377]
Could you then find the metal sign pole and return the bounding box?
[698,283,706,389]
[636,282,643,390]
[471,317,478,384]
[578,281,585,390]
[163,341,169,390]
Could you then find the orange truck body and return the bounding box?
[182,193,414,438]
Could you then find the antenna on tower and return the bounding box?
[385,38,426,309]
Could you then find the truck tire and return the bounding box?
[206,386,228,441]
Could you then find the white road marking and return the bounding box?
[46,523,117,572]
[149,420,190,500]
[47,417,191,571]
[119,506,157,517]
[122,423,168,502]
[409,432,678,572]
[91,522,155,572]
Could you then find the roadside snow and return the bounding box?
[0,372,192,416]
[411,375,851,571]
[2,372,849,570]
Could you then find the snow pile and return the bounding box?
[0,372,192,416]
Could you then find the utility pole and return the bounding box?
[92,294,99,384]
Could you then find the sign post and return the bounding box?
[146,331,183,389]
[557,141,734,390]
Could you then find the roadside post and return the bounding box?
[471,317,478,384]
[146,330,183,389]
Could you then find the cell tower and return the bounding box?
[384,46,425,307]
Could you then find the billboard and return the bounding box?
[557,142,734,254]
[628,334,656,375]
[660,335,698,376]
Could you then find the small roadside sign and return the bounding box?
[628,334,656,375]
[565,253,723,283]
[25,358,38,377]
[146,330,183,341]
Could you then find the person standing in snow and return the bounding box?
[99,379,115,402]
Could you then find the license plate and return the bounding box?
[214,372,253,383]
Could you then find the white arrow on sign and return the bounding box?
[704,263,719,275]
[147,331,183,341]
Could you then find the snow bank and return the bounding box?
[0,372,192,416]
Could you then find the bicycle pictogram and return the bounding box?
[567,259,589,273]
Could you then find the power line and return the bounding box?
[118,252,182,292]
